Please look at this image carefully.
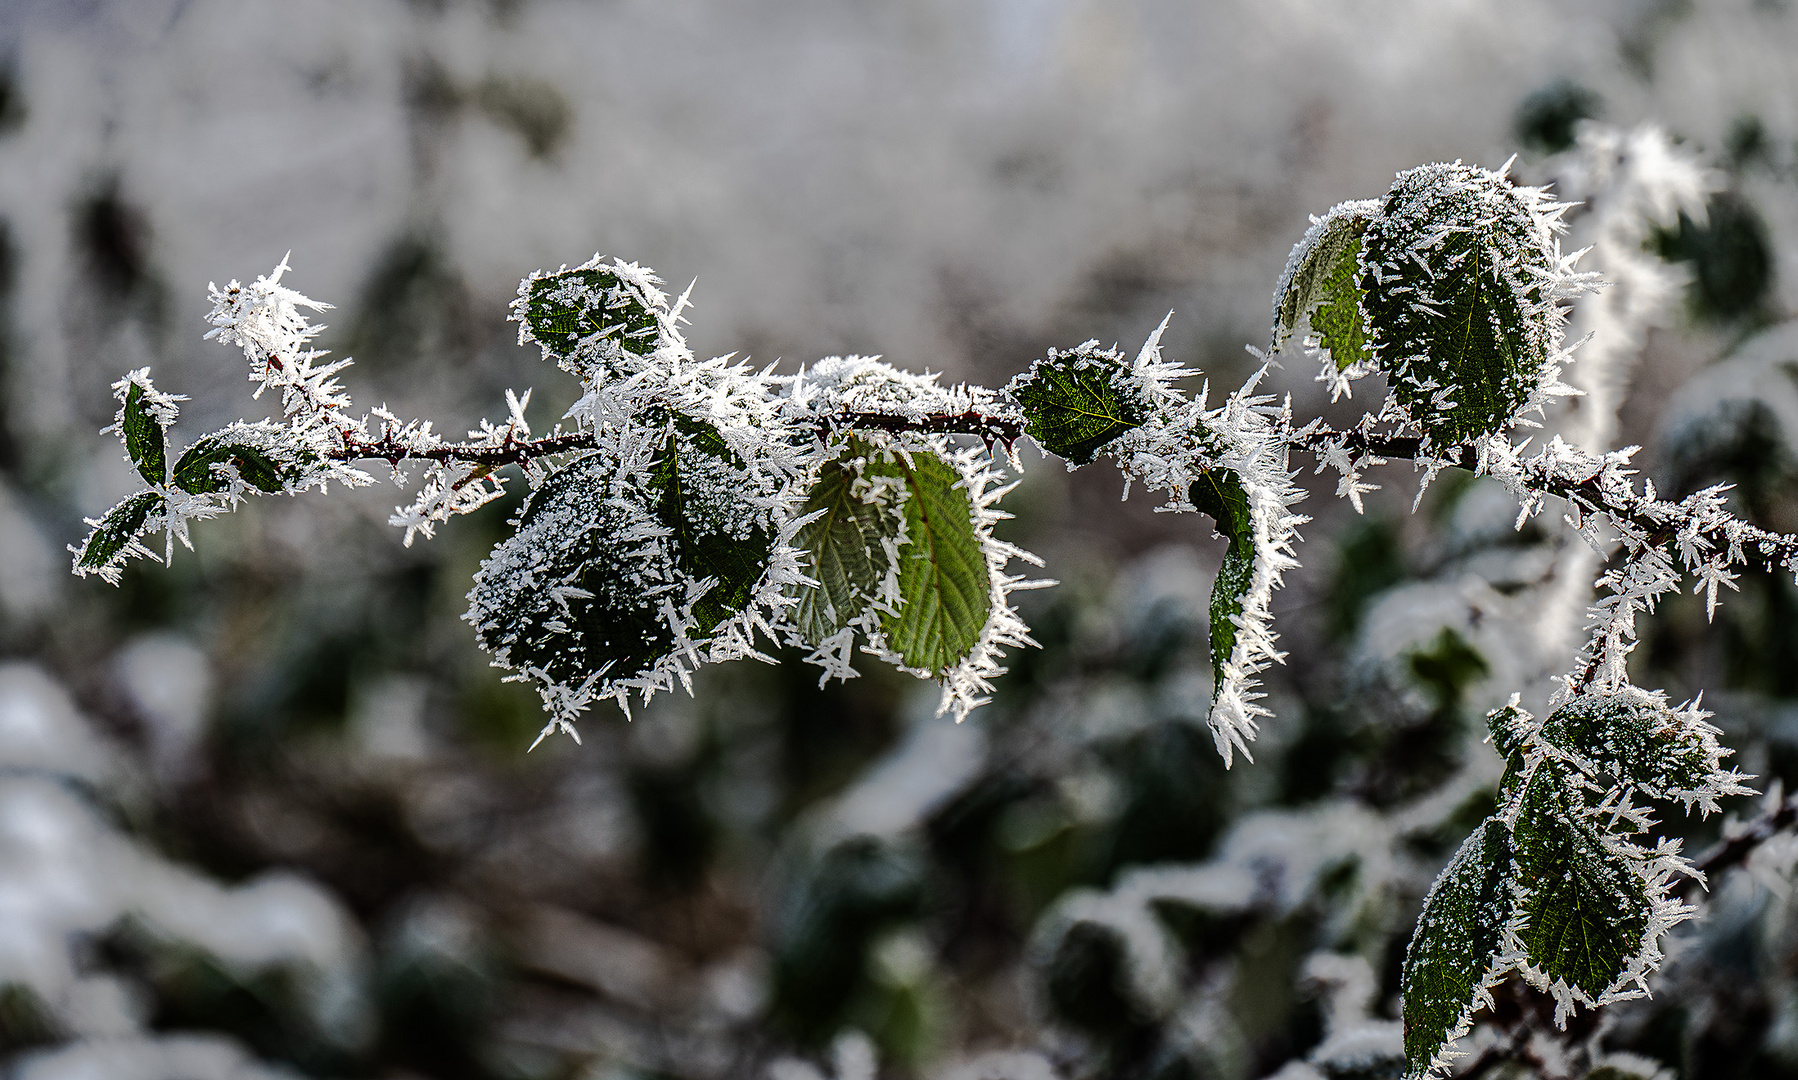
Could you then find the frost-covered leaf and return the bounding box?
[650,415,775,635]
[1362,163,1561,444]
[877,448,991,675]
[1009,344,1147,465]
[792,439,898,644]
[172,436,289,494]
[1512,795,1648,1002]
[1401,819,1513,1078]
[1271,200,1375,368]
[468,452,676,693]
[1538,688,1740,807]
[512,257,668,378]
[122,382,168,486]
[73,491,162,577]
[1505,765,1655,1006]
[1189,468,1254,694]
[469,416,777,712]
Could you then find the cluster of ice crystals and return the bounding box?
[388,390,534,547]
[203,254,355,431]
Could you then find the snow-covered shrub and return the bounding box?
[69,144,1798,1079]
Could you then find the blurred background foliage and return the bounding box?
[3,1,1798,1079]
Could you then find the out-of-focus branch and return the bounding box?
[1682,793,1798,895]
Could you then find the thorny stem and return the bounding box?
[335,429,596,468]
[322,409,1026,469]
[329,396,1798,695]
[1296,425,1798,566]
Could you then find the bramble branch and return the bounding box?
[323,408,1027,470]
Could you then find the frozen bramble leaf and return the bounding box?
[791,438,900,646]
[512,255,672,380]
[1362,162,1568,445]
[873,445,991,676]
[1188,468,1255,698]
[1009,342,1148,465]
[1271,199,1377,371]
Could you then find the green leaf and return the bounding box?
[1362,163,1554,444]
[1188,468,1254,693]
[469,453,675,691]
[649,416,774,635]
[1310,236,1372,371]
[517,265,663,365]
[171,436,290,494]
[1271,201,1374,361]
[1009,345,1145,465]
[1538,690,1721,801]
[1511,776,1649,1000]
[122,382,166,486]
[1401,818,1514,1077]
[792,438,899,644]
[75,490,162,573]
[876,448,991,674]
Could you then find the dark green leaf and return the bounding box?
[1511,776,1649,1000]
[122,382,166,486]
[1010,347,1144,466]
[1539,690,1719,800]
[877,448,990,674]
[650,416,774,635]
[469,453,675,691]
[75,490,161,572]
[792,438,899,644]
[1401,818,1514,1076]
[1362,164,1553,444]
[171,436,290,494]
[518,266,662,364]
[1188,468,1253,694]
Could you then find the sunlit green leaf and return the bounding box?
[1271,202,1374,366]
[792,438,899,644]
[877,449,990,674]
